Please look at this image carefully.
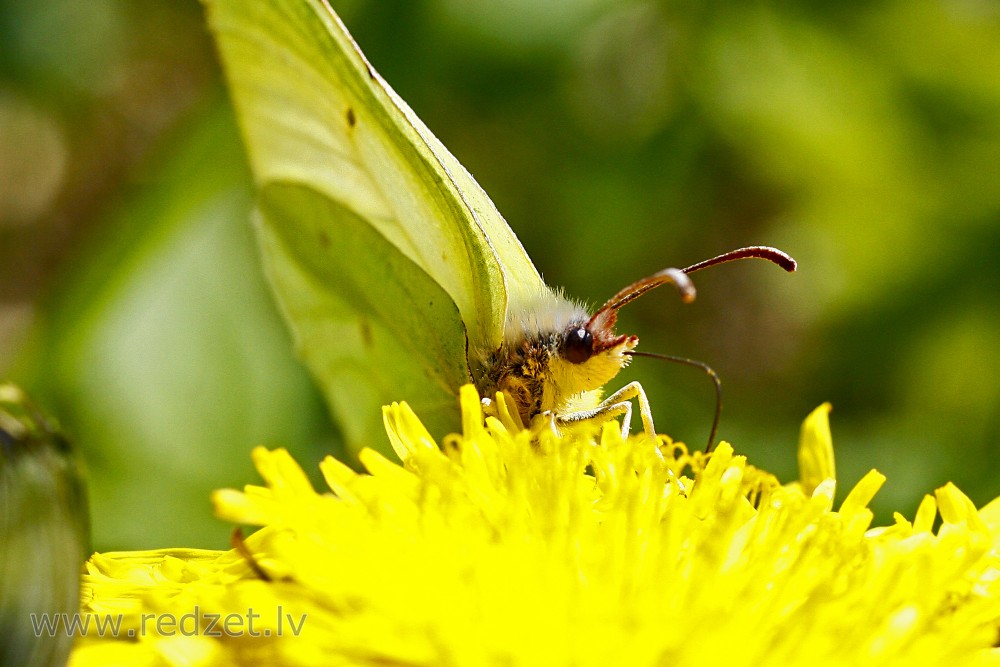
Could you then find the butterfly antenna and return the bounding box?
[596,246,795,316]
[683,246,797,275]
[597,268,695,315]
[624,350,722,453]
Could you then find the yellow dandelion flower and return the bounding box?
[70,387,1000,666]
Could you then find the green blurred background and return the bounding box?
[1,0,998,550]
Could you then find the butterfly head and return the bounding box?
[545,308,639,403]
[483,247,797,427]
[542,267,692,397]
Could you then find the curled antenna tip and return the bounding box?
[654,268,696,303]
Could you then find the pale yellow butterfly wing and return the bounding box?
[204,0,546,451]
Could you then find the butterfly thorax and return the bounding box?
[475,290,637,425]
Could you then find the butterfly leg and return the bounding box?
[600,381,656,440]
[557,381,656,441]
[557,401,631,437]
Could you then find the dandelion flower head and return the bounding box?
[71,387,1000,666]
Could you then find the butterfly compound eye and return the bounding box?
[563,327,594,364]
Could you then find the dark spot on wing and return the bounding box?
[345,106,356,128]
[318,230,330,248]
[359,318,373,348]
[366,63,376,80]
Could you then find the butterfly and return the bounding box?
[203,0,795,454]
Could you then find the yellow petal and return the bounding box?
[798,402,835,495]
